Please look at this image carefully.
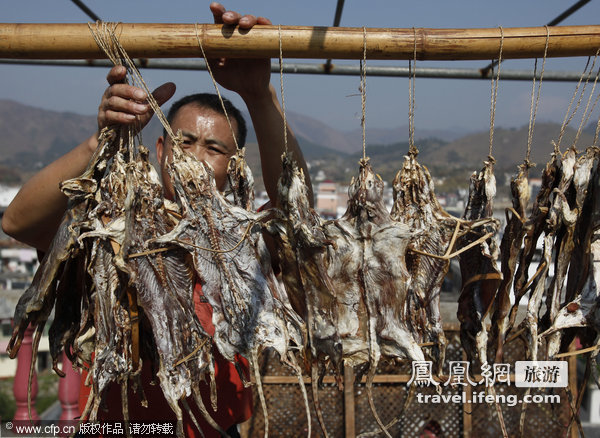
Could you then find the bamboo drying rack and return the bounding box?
[1,23,600,60]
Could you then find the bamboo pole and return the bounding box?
[1,23,600,60]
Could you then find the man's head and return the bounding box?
[156,93,247,198]
[162,93,247,148]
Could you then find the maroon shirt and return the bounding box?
[78,281,253,437]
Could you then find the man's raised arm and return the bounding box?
[1,66,174,251]
[209,2,313,207]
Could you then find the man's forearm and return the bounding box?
[1,134,98,251]
[242,85,313,207]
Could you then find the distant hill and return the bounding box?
[345,125,466,152]
[343,138,449,185]
[282,109,467,153]
[0,99,96,171]
[330,123,596,193]
[421,122,596,173]
[1,99,597,193]
[285,110,356,153]
[0,99,346,181]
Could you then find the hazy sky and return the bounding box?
[3,0,600,136]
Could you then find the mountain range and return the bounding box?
[0,98,597,190]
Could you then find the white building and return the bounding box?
[1,247,39,276]
[0,185,19,208]
[316,181,338,218]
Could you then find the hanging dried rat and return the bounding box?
[389,150,450,374]
[226,148,255,211]
[540,148,580,358]
[264,151,338,437]
[563,148,600,306]
[507,151,561,361]
[541,147,599,357]
[151,143,306,437]
[543,154,600,329]
[391,149,498,374]
[456,158,509,438]
[323,158,423,437]
[456,159,502,366]
[122,146,219,435]
[75,137,135,423]
[490,162,530,363]
[6,128,120,421]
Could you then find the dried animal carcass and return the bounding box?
[324,158,424,364]
[502,147,594,438]
[62,136,218,435]
[7,127,120,414]
[542,147,600,355]
[390,150,451,374]
[102,144,217,434]
[8,122,228,437]
[151,143,307,436]
[543,152,600,327]
[226,148,255,211]
[539,147,582,358]
[456,158,508,437]
[75,137,138,423]
[456,159,503,366]
[264,151,340,437]
[563,148,600,301]
[510,151,561,362]
[322,158,424,436]
[490,162,530,363]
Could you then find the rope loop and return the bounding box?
[524,25,549,168]
[278,24,289,154]
[487,26,504,162]
[407,27,419,157]
[360,26,367,162]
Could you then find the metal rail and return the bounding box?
[324,0,346,73]
[0,58,590,82]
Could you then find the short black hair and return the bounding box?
[163,93,247,148]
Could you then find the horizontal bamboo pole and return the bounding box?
[1,23,600,60]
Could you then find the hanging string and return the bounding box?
[88,22,179,146]
[408,27,418,156]
[595,107,600,146]
[524,25,550,169]
[526,58,540,161]
[278,24,289,154]
[572,48,600,149]
[88,22,157,147]
[583,87,600,146]
[556,53,598,151]
[360,26,367,162]
[488,26,504,162]
[89,22,121,67]
[194,23,240,151]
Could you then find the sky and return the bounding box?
[2,0,600,137]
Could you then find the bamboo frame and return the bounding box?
[1,23,600,60]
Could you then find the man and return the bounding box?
[2,2,310,250]
[2,3,311,436]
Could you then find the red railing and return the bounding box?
[9,323,81,425]
[12,325,40,423]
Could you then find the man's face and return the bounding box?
[156,103,238,199]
